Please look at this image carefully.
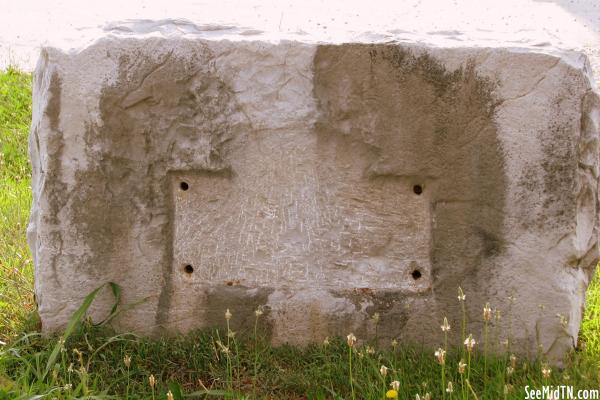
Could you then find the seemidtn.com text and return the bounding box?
[525,386,599,399]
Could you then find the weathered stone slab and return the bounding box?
[29,23,600,360]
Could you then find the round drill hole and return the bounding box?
[411,269,422,280]
[184,264,194,274]
[180,181,189,191]
[413,184,423,195]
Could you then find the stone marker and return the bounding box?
[29,21,599,360]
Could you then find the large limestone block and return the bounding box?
[29,22,599,359]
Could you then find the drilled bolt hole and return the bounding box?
[413,184,423,195]
[180,181,189,191]
[184,264,194,274]
[411,269,422,280]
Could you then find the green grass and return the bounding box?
[0,67,34,340]
[0,68,599,399]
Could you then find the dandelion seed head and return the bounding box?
[441,317,451,332]
[434,348,446,365]
[255,306,264,317]
[457,287,466,302]
[380,365,388,377]
[483,302,492,322]
[346,333,357,347]
[495,309,501,322]
[458,359,467,374]
[464,334,476,352]
[372,312,380,323]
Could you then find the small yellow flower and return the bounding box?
[167,390,174,400]
[483,303,492,322]
[390,380,400,391]
[386,389,398,399]
[149,374,156,388]
[441,317,451,332]
[123,355,131,368]
[458,359,467,374]
[434,348,446,365]
[346,333,357,347]
[225,309,232,320]
[464,334,476,352]
[457,287,466,302]
[380,365,388,377]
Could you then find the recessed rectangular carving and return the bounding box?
[171,167,432,291]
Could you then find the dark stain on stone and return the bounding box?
[201,286,275,339]
[515,74,584,234]
[43,71,67,288]
[72,39,244,334]
[46,72,62,131]
[313,44,507,333]
[331,288,411,345]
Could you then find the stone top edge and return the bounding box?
[40,18,591,58]
[36,18,598,83]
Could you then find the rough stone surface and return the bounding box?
[29,23,600,360]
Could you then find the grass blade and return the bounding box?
[42,282,118,380]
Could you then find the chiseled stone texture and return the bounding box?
[29,25,599,360]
